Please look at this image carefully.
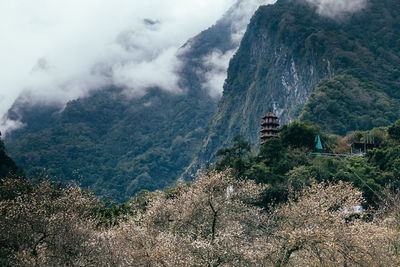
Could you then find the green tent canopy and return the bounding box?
[315,135,323,151]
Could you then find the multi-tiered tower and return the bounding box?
[260,112,279,145]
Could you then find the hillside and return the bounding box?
[6,88,215,202]
[200,0,400,163]
[4,0,261,202]
[299,0,400,133]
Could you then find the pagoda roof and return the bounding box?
[262,112,278,119]
[261,134,279,139]
[260,128,279,133]
[261,121,279,127]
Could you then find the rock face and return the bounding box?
[200,0,400,162]
[199,1,331,162]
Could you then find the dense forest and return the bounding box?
[6,88,215,203]
[299,0,400,134]
[2,120,400,266]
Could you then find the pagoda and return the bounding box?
[260,112,279,145]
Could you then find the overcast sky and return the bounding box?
[0,0,367,133]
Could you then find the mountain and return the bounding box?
[6,0,400,201]
[199,0,400,163]
[4,0,265,202]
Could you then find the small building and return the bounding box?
[260,112,279,145]
[351,143,376,155]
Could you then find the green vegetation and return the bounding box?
[298,0,400,134]
[6,88,216,203]
[214,120,400,207]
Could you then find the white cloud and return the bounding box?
[227,0,277,44]
[1,0,360,133]
[113,47,183,97]
[0,0,238,133]
[202,49,237,98]
[305,0,367,17]
[200,0,277,98]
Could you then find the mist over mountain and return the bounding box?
[304,0,367,18]
[0,0,275,134]
[4,0,272,201]
[0,0,238,133]
[4,0,400,202]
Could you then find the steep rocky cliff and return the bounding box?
[200,0,332,162]
[200,0,400,163]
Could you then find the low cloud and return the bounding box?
[304,0,367,17]
[4,0,353,133]
[0,0,238,133]
[227,0,277,44]
[201,0,277,98]
[113,47,184,97]
[202,49,237,98]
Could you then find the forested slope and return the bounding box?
[299,0,400,134]
[6,88,214,202]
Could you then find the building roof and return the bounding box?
[262,112,278,119]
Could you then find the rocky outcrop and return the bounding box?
[199,0,333,162]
